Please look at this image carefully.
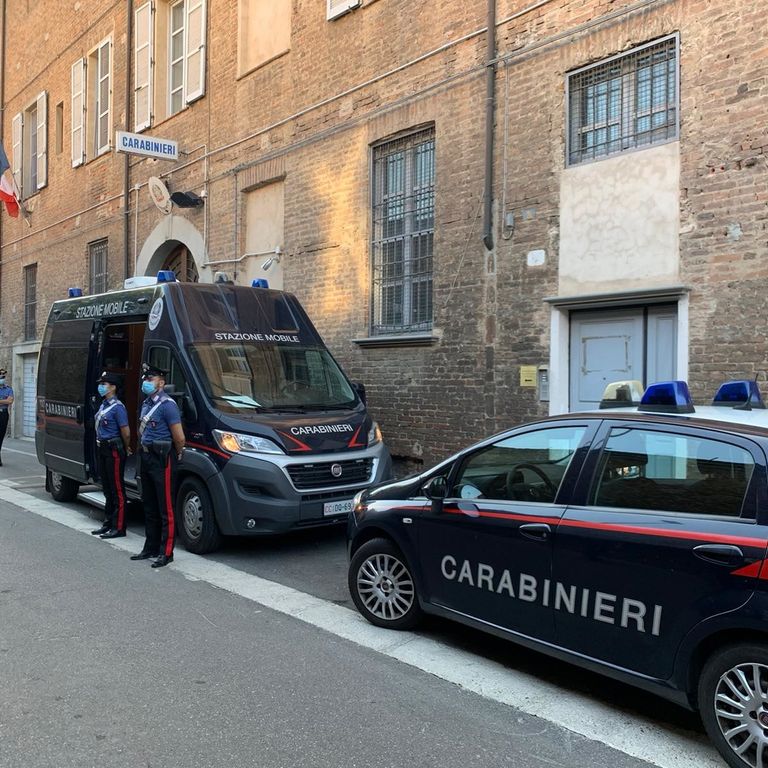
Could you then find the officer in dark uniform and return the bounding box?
[130,363,185,568]
[91,372,131,539]
[0,368,14,467]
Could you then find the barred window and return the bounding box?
[24,264,37,341]
[371,128,434,335]
[567,35,678,166]
[89,239,108,294]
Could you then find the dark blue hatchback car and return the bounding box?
[348,380,768,768]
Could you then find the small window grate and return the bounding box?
[24,264,37,341]
[89,238,108,294]
[371,127,435,335]
[567,35,678,166]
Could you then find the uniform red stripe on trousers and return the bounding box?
[164,458,174,556]
[112,448,125,531]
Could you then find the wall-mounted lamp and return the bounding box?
[261,246,283,271]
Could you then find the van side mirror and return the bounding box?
[424,476,448,513]
[353,382,367,405]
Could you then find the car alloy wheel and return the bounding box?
[713,662,768,767]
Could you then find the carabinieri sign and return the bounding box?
[116,131,179,161]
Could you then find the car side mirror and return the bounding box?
[424,476,448,514]
[353,382,367,405]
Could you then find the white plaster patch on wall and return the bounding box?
[558,142,681,296]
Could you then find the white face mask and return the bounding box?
[0,379,6,386]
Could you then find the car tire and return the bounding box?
[348,537,422,630]
[698,643,768,768]
[176,476,222,554]
[48,469,80,502]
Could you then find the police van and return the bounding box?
[347,379,768,768]
[36,271,392,553]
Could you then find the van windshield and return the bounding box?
[188,342,358,411]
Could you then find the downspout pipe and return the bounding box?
[0,0,6,309]
[482,0,496,251]
[123,0,133,280]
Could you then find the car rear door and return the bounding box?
[416,421,595,642]
[552,419,768,679]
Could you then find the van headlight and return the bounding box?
[213,429,284,455]
[367,421,382,446]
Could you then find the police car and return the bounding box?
[347,379,768,768]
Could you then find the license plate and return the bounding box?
[323,499,354,517]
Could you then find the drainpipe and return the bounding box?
[482,0,496,251]
[0,0,6,310]
[123,0,133,280]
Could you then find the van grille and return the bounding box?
[287,458,373,490]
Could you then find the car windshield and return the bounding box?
[188,342,358,411]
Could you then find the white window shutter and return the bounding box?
[11,112,22,197]
[185,0,206,103]
[96,39,112,154]
[134,2,153,131]
[71,58,85,167]
[36,91,48,189]
[327,0,359,20]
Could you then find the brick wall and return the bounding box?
[3,0,768,461]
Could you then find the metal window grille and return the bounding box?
[89,239,108,294]
[24,264,37,341]
[567,35,678,166]
[371,128,434,335]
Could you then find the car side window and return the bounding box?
[452,426,586,503]
[591,427,756,518]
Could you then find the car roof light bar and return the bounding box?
[599,380,645,409]
[156,270,177,283]
[712,380,766,410]
[638,381,695,414]
[67,287,83,298]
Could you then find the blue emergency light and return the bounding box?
[156,270,177,283]
[638,380,695,414]
[68,287,83,298]
[712,380,765,409]
[251,279,269,289]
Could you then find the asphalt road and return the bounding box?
[0,438,720,767]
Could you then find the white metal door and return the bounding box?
[22,356,37,437]
[570,307,678,411]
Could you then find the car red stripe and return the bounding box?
[186,441,230,460]
[112,448,125,531]
[443,504,767,549]
[164,459,174,557]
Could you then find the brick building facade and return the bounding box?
[1,0,766,472]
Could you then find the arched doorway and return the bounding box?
[163,243,199,282]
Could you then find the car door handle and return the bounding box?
[693,544,745,567]
[520,523,551,541]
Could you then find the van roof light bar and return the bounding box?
[156,270,176,283]
[599,380,644,409]
[68,287,83,298]
[712,380,766,410]
[251,279,269,288]
[638,381,695,414]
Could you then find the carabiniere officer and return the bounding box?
[91,372,131,539]
[0,368,13,467]
[131,363,185,568]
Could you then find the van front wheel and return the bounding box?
[176,476,222,554]
[48,470,80,502]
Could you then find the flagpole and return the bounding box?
[10,174,31,228]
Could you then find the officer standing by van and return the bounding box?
[91,372,131,539]
[131,363,185,568]
[0,369,13,466]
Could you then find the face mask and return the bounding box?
[141,380,157,396]
[0,379,5,386]
[97,384,109,397]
